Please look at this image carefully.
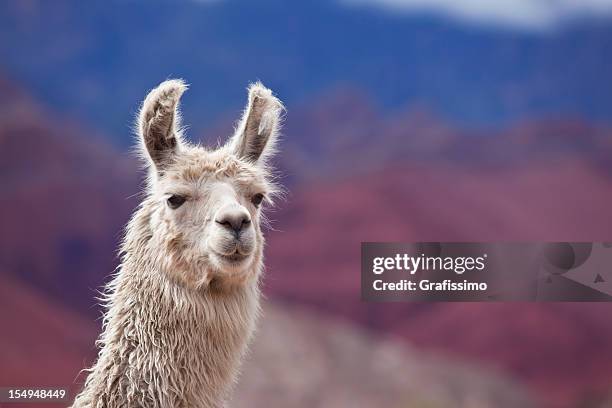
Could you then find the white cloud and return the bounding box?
[343,0,612,30]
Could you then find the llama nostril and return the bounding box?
[216,220,232,229]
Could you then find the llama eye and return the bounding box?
[251,193,265,207]
[167,194,186,209]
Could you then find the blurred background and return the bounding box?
[2,0,612,407]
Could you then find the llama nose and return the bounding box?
[215,210,251,235]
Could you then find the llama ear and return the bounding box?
[138,79,188,170]
[230,82,283,164]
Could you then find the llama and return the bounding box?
[71,79,283,408]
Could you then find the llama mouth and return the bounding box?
[215,250,250,264]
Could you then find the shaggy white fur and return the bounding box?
[71,79,283,408]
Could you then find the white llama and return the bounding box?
[71,79,283,408]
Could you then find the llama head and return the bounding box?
[137,79,283,290]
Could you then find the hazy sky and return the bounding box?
[344,0,612,30]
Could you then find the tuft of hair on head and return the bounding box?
[137,78,189,173]
[229,81,285,167]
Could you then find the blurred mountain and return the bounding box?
[264,161,612,407]
[2,76,612,406]
[0,273,535,408]
[0,74,140,309]
[1,0,612,142]
[277,87,612,181]
[0,273,95,408]
[270,93,612,406]
[235,303,534,407]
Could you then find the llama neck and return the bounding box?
[72,224,261,408]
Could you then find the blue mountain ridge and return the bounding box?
[1,0,612,144]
